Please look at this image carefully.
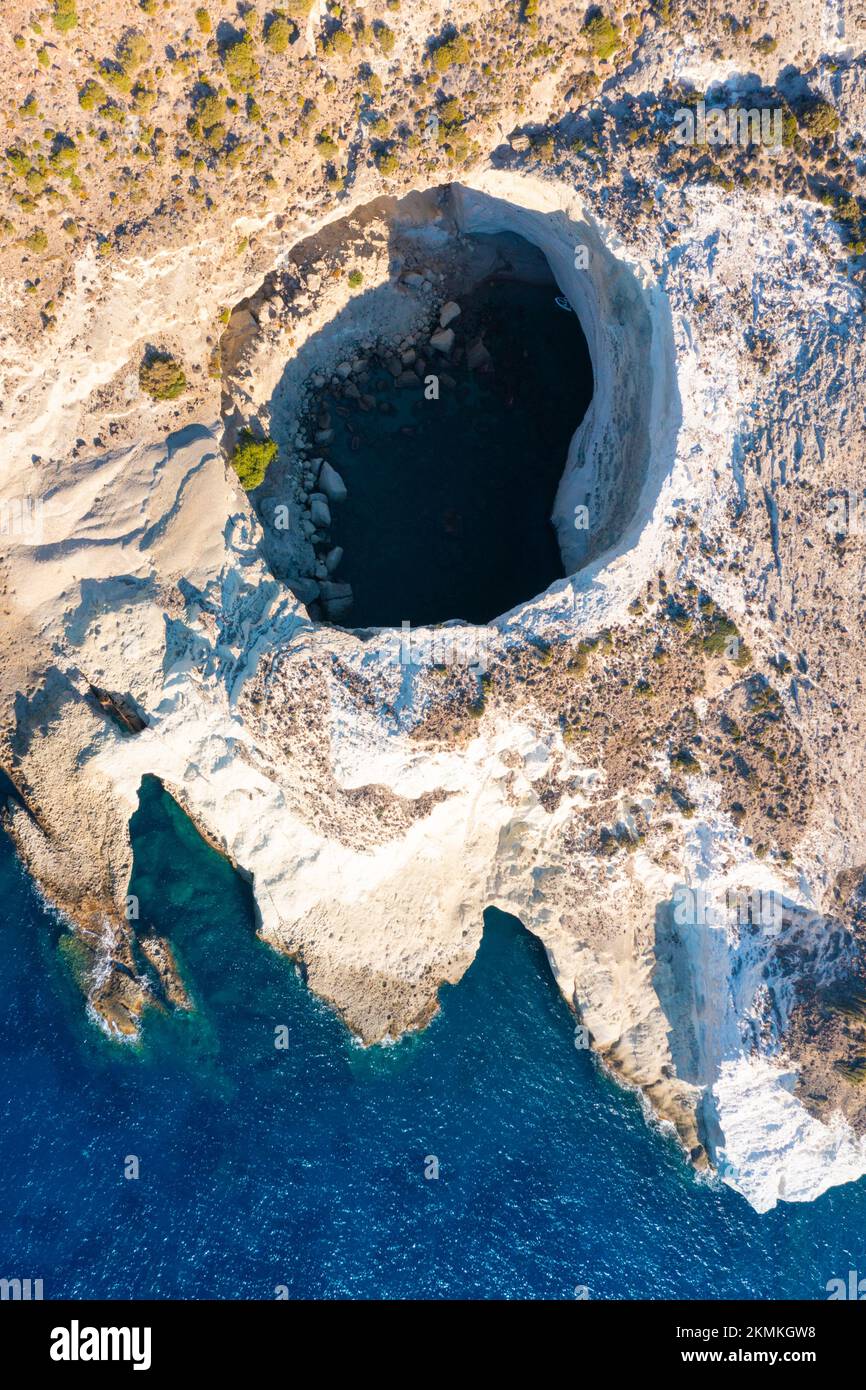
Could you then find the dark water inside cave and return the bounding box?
[2,775,866,1300]
[314,277,593,628]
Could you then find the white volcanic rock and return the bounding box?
[3,155,866,1218]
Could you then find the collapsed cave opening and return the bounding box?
[223,180,663,632]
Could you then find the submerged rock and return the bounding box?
[318,461,348,503]
[429,327,455,354]
[439,301,461,328]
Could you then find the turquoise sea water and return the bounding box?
[1,774,865,1300]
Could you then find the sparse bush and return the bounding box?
[139,351,187,401]
[52,0,77,33]
[582,11,620,60]
[195,89,225,126]
[316,131,338,159]
[348,269,363,287]
[195,7,212,33]
[230,430,277,490]
[222,32,260,92]
[323,28,353,58]
[431,34,470,72]
[79,80,107,110]
[264,12,296,53]
[23,227,47,253]
[131,84,156,114]
[101,62,134,95]
[375,148,399,175]
[118,31,150,71]
[798,99,839,139]
[375,23,395,55]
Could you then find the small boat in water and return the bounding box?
[555,295,573,312]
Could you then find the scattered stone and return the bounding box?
[325,546,343,573]
[318,461,348,503]
[467,337,492,371]
[429,327,455,354]
[335,362,352,379]
[320,580,352,602]
[439,301,461,329]
[310,495,331,529]
[291,576,320,604]
[322,596,353,623]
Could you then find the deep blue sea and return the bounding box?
[1,775,865,1300]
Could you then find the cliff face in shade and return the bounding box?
[3,26,866,1214]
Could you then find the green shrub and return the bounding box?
[316,131,338,158]
[6,148,30,177]
[798,99,839,138]
[195,89,225,126]
[582,12,620,60]
[323,28,353,58]
[432,34,470,72]
[79,79,106,110]
[118,31,150,71]
[375,23,395,55]
[139,351,188,401]
[376,148,399,175]
[131,84,156,114]
[23,227,48,253]
[264,13,296,53]
[348,268,363,287]
[230,430,277,490]
[101,63,134,95]
[222,32,260,92]
[52,0,78,33]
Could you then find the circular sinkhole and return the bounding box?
[228,181,666,631]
